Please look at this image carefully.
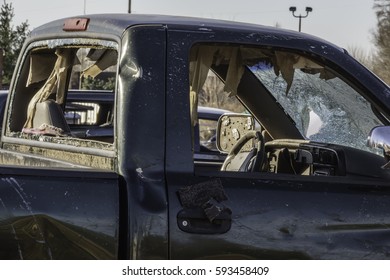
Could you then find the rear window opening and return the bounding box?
[7,39,117,148]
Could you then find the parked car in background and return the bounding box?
[65,90,114,143]
[0,89,228,162]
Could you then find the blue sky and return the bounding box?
[9,0,377,53]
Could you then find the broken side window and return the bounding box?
[7,39,118,149]
[189,43,384,174]
[250,52,383,154]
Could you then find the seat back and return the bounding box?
[33,99,71,135]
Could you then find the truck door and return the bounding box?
[165,28,390,259]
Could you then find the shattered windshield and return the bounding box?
[251,58,383,154]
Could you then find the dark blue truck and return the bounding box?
[1,14,390,259]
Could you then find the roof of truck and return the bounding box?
[33,13,280,34]
[30,13,340,51]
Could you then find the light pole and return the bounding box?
[289,6,313,32]
[128,0,131,13]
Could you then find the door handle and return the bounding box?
[177,207,231,234]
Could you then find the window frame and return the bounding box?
[2,38,119,164]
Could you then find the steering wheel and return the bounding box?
[221,130,265,172]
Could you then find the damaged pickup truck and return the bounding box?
[1,14,390,259]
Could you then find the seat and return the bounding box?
[32,99,71,135]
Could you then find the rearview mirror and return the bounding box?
[216,113,255,154]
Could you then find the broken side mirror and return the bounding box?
[367,126,390,160]
[216,113,255,154]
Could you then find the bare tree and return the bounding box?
[346,45,373,69]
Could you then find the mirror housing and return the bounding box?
[367,126,390,159]
[216,113,255,154]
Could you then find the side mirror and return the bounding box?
[216,113,255,154]
[367,126,390,158]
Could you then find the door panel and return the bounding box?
[0,167,120,259]
[168,174,390,259]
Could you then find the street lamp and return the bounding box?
[289,6,313,32]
